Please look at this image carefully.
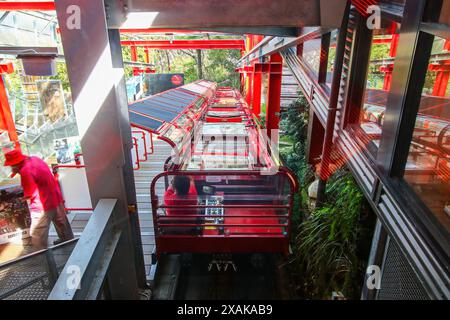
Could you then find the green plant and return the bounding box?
[290,169,368,299]
[279,92,374,299]
[279,92,314,225]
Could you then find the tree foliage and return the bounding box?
[279,92,374,299]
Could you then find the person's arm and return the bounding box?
[20,168,37,200]
[164,186,175,204]
[188,177,197,196]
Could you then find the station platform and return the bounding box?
[0,135,170,272]
[133,137,172,277]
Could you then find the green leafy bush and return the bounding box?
[291,170,368,299]
[279,93,314,225]
[279,92,374,299]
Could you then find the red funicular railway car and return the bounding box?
[129,82,298,258]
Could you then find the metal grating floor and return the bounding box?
[0,240,77,300]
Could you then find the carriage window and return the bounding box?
[404,36,450,232]
[350,21,401,157]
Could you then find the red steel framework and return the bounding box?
[0,62,19,149]
[0,1,55,11]
[121,39,245,50]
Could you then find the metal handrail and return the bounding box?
[132,137,140,170]
[0,238,79,269]
[132,130,148,162]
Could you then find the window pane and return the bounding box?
[325,30,338,88]
[351,21,401,157]
[0,57,81,183]
[404,36,450,232]
[302,38,321,77]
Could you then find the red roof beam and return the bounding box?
[0,1,55,11]
[120,39,245,50]
[119,28,219,34]
[130,45,244,49]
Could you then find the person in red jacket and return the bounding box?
[164,175,198,215]
[3,149,74,250]
[163,175,199,234]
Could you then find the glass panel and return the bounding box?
[350,20,401,157]
[151,172,293,236]
[404,36,450,232]
[183,81,215,98]
[0,58,81,184]
[182,123,278,172]
[302,38,321,76]
[326,30,338,88]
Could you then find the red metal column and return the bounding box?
[244,35,253,103]
[245,71,253,106]
[144,49,150,63]
[266,53,283,139]
[382,33,399,91]
[431,64,450,96]
[143,48,153,73]
[252,66,262,118]
[130,46,139,75]
[0,63,19,148]
[431,40,450,96]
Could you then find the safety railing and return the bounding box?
[150,168,298,256]
[133,129,154,156]
[281,47,331,126]
[0,238,78,300]
[132,137,140,170]
[131,128,155,171]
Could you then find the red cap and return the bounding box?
[3,149,26,166]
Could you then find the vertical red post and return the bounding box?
[383,30,399,91]
[245,71,253,106]
[144,48,149,64]
[431,65,450,96]
[432,40,450,96]
[244,35,254,104]
[266,53,282,140]
[0,63,19,148]
[143,48,151,73]
[252,65,262,118]
[131,46,139,75]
